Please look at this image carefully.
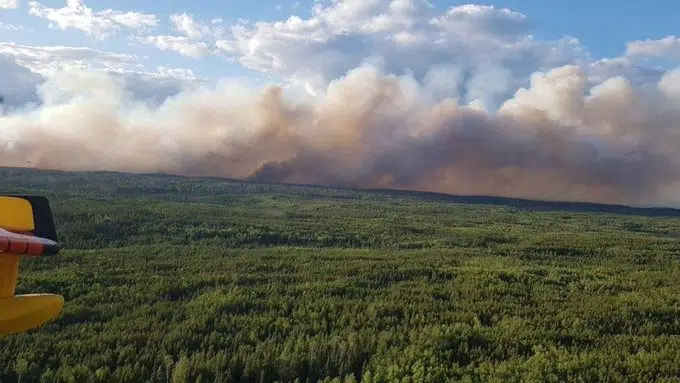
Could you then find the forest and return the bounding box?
[1,166,680,382]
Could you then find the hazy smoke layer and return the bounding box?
[2,64,680,206]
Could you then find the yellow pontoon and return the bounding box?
[0,195,63,335]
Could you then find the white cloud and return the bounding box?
[429,4,531,38]
[7,0,680,113]
[208,0,586,107]
[0,43,204,108]
[0,0,18,9]
[169,13,210,39]
[587,56,667,87]
[135,35,210,59]
[0,22,31,31]
[0,42,139,76]
[27,0,158,39]
[626,36,680,58]
[198,0,680,110]
[135,13,226,59]
[155,66,197,81]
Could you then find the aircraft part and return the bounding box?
[0,196,63,336]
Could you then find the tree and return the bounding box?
[171,356,190,383]
[164,355,174,383]
[15,357,28,383]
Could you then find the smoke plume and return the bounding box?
[2,64,680,206]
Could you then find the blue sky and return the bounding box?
[4,0,679,54]
[0,0,313,80]
[484,0,678,48]
[1,0,679,105]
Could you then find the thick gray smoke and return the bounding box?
[2,64,680,206]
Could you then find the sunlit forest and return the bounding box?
[2,166,680,382]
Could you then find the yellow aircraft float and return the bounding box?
[0,195,63,335]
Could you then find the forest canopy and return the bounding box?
[1,167,680,382]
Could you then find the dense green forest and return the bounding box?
[1,166,680,382]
